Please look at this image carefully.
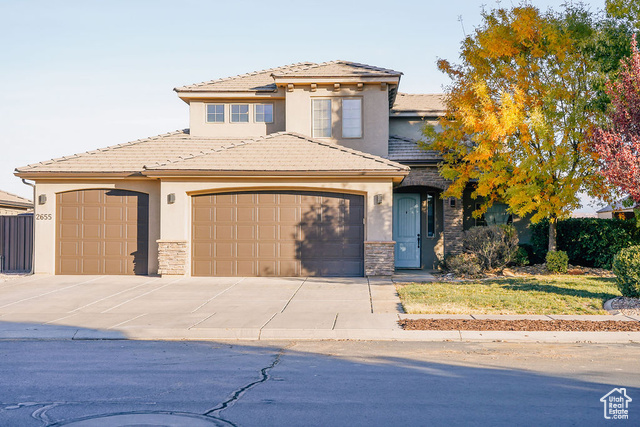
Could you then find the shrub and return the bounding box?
[546,250,568,273]
[512,246,530,266]
[445,253,482,277]
[531,218,640,269]
[462,225,519,270]
[612,246,640,298]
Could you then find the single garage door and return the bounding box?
[192,191,364,277]
[56,189,149,275]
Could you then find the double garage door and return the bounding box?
[192,191,365,277]
[56,189,149,275]
[55,189,364,277]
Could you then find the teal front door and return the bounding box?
[393,193,421,268]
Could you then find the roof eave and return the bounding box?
[142,170,409,179]
[14,171,149,179]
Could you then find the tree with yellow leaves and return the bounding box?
[425,5,609,251]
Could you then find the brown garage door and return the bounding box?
[56,189,149,275]
[192,191,364,277]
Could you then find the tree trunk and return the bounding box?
[548,216,557,252]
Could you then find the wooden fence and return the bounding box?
[0,214,33,273]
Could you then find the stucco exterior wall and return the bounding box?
[189,99,286,138]
[31,180,161,275]
[159,178,395,276]
[284,85,390,157]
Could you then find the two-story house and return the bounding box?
[15,61,475,277]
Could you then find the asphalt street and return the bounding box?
[0,340,639,426]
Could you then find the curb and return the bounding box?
[2,327,640,343]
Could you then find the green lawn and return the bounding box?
[397,276,621,315]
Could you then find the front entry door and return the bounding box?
[393,193,421,268]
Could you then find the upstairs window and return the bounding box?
[255,104,274,123]
[312,99,331,138]
[206,104,224,123]
[342,98,362,138]
[230,104,249,123]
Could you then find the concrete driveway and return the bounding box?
[0,275,402,339]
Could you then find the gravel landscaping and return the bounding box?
[610,297,640,316]
[398,318,640,332]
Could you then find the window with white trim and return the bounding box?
[206,104,224,123]
[342,98,362,138]
[312,99,331,138]
[255,104,273,123]
[230,104,249,123]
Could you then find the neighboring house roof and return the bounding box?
[388,136,441,163]
[0,190,32,209]
[391,93,446,117]
[597,197,639,213]
[15,131,408,178]
[145,132,409,176]
[175,60,402,93]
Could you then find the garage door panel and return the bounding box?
[236,207,254,222]
[60,224,80,239]
[81,241,101,257]
[192,191,364,277]
[194,206,213,222]
[56,189,148,275]
[60,241,79,256]
[216,207,234,222]
[194,225,213,239]
[60,206,80,221]
[215,242,235,258]
[82,191,101,204]
[235,225,253,240]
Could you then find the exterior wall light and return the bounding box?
[449,198,456,208]
[38,194,47,205]
[374,194,383,205]
[167,193,176,204]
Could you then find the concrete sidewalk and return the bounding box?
[1,275,639,343]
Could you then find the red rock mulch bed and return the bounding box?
[398,318,640,332]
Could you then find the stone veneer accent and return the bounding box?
[157,240,188,275]
[397,166,464,255]
[364,241,395,276]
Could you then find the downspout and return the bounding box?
[21,179,35,275]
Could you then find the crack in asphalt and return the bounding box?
[202,344,292,425]
[31,403,61,426]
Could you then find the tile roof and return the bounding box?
[388,136,441,163]
[175,61,402,93]
[0,190,32,208]
[15,130,243,174]
[271,60,402,78]
[15,131,408,176]
[146,132,409,173]
[175,62,315,92]
[391,93,446,116]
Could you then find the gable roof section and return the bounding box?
[271,60,402,79]
[15,130,242,176]
[144,132,409,176]
[15,131,408,178]
[174,62,315,93]
[175,60,402,93]
[391,93,446,117]
[388,136,441,163]
[0,190,32,209]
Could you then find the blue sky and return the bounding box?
[0,0,608,211]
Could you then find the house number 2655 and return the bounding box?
[35,214,52,220]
